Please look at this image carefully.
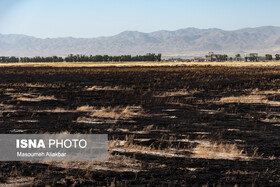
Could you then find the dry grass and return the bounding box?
[76,105,95,112]
[50,107,69,113]
[5,92,58,102]
[155,89,190,97]
[154,89,200,97]
[38,106,95,113]
[24,83,46,88]
[45,154,143,174]
[192,142,247,160]
[5,88,15,92]
[3,61,280,67]
[143,125,154,133]
[219,94,280,106]
[90,106,141,119]
[0,177,35,187]
[91,107,122,119]
[85,85,133,91]
[17,95,57,102]
[39,107,73,113]
[219,88,280,105]
[261,117,280,123]
[251,88,280,95]
[86,85,121,91]
[110,139,187,159]
[6,83,60,88]
[219,95,268,104]
[0,103,17,113]
[59,130,71,134]
[75,106,142,124]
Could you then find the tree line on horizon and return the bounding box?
[168,53,280,62]
[1,53,280,63]
[0,53,162,63]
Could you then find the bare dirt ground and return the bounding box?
[0,66,280,186]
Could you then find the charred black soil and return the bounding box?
[0,66,280,186]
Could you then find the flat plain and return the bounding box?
[1,61,280,67]
[0,65,280,186]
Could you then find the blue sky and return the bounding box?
[0,0,279,38]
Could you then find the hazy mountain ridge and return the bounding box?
[1,26,280,58]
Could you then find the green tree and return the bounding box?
[275,54,280,61]
[221,54,228,61]
[265,54,273,61]
[156,54,162,62]
[235,54,241,61]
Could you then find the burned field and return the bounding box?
[0,66,280,186]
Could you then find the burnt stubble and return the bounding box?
[0,66,280,186]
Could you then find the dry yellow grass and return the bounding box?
[155,89,190,97]
[219,95,268,104]
[24,83,46,88]
[59,130,71,134]
[109,139,182,158]
[193,142,246,160]
[2,61,280,67]
[86,86,120,91]
[17,95,57,102]
[76,105,95,112]
[109,136,251,160]
[85,85,132,91]
[91,106,137,119]
[219,94,280,106]
[44,154,143,174]
[41,107,73,113]
[49,107,69,113]
[251,88,280,95]
[218,88,280,106]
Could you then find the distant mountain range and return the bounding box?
[1,26,280,58]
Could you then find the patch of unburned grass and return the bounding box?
[251,88,280,95]
[47,107,70,113]
[192,142,248,160]
[86,85,121,91]
[109,139,187,158]
[154,89,200,98]
[76,105,96,112]
[219,95,268,104]
[90,106,142,120]
[218,89,280,106]
[85,85,133,91]
[155,89,190,97]
[17,95,57,102]
[45,154,144,173]
[24,83,46,88]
